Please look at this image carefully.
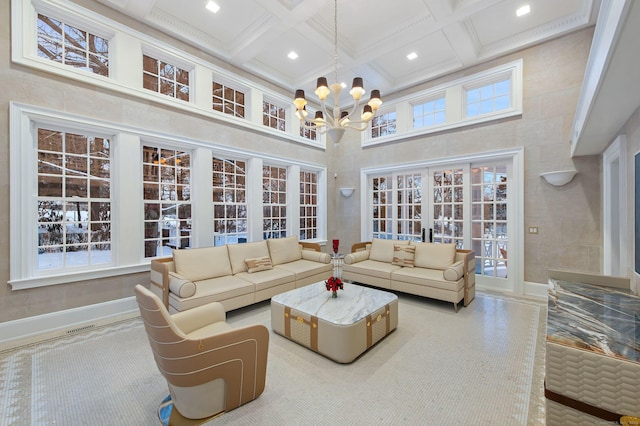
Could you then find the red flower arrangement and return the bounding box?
[325,276,344,298]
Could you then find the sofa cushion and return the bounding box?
[173,246,231,282]
[245,256,273,273]
[227,241,270,275]
[443,260,464,281]
[369,238,409,263]
[391,267,465,291]
[392,244,415,267]
[275,259,332,280]
[268,236,302,265]
[235,268,295,292]
[342,259,402,279]
[168,272,196,298]
[413,242,456,270]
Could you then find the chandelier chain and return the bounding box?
[333,0,338,85]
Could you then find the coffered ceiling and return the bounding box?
[96,0,600,99]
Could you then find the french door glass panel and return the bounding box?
[371,171,424,241]
[431,167,464,248]
[471,164,508,278]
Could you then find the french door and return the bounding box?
[367,160,513,292]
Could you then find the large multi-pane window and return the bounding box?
[143,55,190,101]
[372,175,392,239]
[263,101,286,132]
[37,128,111,270]
[213,157,247,246]
[466,78,511,117]
[142,146,191,257]
[371,111,397,138]
[299,171,318,240]
[37,14,109,76]
[413,97,445,129]
[212,81,245,118]
[471,164,508,277]
[432,168,464,248]
[263,165,287,238]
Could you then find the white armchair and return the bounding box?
[134,285,269,420]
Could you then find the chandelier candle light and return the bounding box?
[293,0,382,144]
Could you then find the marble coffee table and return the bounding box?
[270,282,398,363]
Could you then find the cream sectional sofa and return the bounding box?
[342,238,476,312]
[150,236,332,313]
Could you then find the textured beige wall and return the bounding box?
[330,27,601,285]
[0,0,603,324]
[0,0,328,323]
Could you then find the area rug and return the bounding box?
[0,292,546,425]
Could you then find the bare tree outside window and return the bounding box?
[263,101,286,132]
[37,128,111,270]
[142,146,192,257]
[37,14,109,76]
[213,157,247,245]
[143,55,190,101]
[212,82,245,118]
[263,165,287,238]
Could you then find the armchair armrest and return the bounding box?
[455,249,476,306]
[161,324,270,411]
[351,241,371,253]
[299,241,321,252]
[171,302,227,334]
[150,257,175,308]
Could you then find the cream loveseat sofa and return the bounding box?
[342,239,476,312]
[150,236,332,313]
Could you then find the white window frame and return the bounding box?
[11,0,325,148]
[10,102,328,290]
[141,46,194,102]
[363,60,523,147]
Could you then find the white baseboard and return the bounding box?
[0,297,139,352]
[523,281,549,301]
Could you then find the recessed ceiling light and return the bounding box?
[407,52,418,61]
[206,1,220,14]
[516,5,530,17]
[288,51,298,60]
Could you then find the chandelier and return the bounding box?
[293,0,382,144]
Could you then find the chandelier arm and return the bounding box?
[320,99,337,127]
[341,99,362,123]
[342,121,371,131]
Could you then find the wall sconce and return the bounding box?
[340,187,355,197]
[540,170,578,186]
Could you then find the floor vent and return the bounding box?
[65,324,96,335]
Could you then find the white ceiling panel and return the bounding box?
[95,0,600,99]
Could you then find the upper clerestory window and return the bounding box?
[466,78,511,117]
[37,14,109,77]
[143,54,190,101]
[413,97,446,129]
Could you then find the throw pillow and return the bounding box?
[245,256,273,273]
[168,272,196,298]
[392,244,415,267]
